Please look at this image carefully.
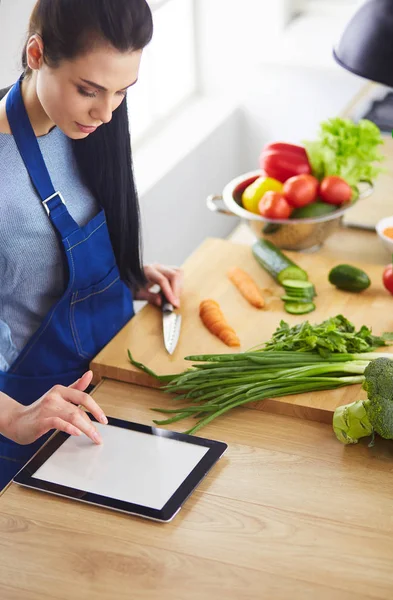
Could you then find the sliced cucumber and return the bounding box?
[280,279,315,290]
[282,286,315,296]
[252,239,308,284]
[277,266,309,285]
[281,295,314,303]
[283,287,315,296]
[283,293,316,303]
[284,301,316,315]
[282,281,316,303]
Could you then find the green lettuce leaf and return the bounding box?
[303,117,385,188]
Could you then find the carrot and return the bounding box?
[199,299,240,347]
[227,267,265,308]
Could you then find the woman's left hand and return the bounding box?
[134,264,184,308]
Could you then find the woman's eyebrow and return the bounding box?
[80,78,138,91]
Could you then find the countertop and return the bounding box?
[1,378,393,600]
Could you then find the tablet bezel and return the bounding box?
[13,415,228,522]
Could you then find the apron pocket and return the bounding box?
[70,266,133,359]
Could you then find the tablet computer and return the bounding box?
[14,416,227,522]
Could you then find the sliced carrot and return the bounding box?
[199,299,240,347]
[228,267,265,308]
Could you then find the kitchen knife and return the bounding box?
[160,292,182,355]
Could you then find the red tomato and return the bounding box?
[258,191,293,220]
[282,174,319,208]
[383,264,393,295]
[319,176,352,205]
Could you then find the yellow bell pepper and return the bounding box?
[242,176,283,214]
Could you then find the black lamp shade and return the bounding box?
[333,0,393,87]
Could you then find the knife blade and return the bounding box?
[160,292,182,355]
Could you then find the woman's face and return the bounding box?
[34,43,142,139]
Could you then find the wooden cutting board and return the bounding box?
[90,237,393,424]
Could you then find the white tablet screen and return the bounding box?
[33,423,209,510]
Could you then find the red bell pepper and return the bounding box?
[259,142,311,183]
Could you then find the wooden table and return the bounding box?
[1,378,393,599]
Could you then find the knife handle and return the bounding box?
[159,290,174,313]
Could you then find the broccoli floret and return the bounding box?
[362,357,393,439]
[333,357,393,445]
[333,400,373,444]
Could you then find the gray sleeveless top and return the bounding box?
[0,127,98,371]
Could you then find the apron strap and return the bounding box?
[6,77,79,240]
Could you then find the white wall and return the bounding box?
[238,63,366,170]
[139,107,244,265]
[196,0,294,95]
[0,0,36,87]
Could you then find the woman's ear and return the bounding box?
[25,35,44,71]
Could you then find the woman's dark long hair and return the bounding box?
[22,0,153,288]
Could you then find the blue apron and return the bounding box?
[0,78,134,488]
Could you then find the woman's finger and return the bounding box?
[155,266,183,306]
[140,265,184,307]
[38,416,82,439]
[168,269,184,302]
[53,386,108,425]
[152,271,179,307]
[134,288,162,306]
[69,370,93,391]
[47,409,103,444]
[146,270,177,306]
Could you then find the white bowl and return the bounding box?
[376,216,393,256]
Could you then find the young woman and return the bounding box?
[0,0,183,488]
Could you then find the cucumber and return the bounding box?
[252,239,308,284]
[282,280,316,304]
[283,291,316,302]
[291,201,337,219]
[284,301,316,315]
[328,264,371,292]
[282,286,315,296]
[262,223,282,235]
[280,295,314,303]
[281,279,315,291]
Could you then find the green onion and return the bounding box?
[128,349,393,434]
[127,315,393,433]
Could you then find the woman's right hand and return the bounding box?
[7,371,107,445]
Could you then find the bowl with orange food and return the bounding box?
[376,216,393,255]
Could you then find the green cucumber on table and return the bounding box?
[328,264,371,292]
[252,239,316,314]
